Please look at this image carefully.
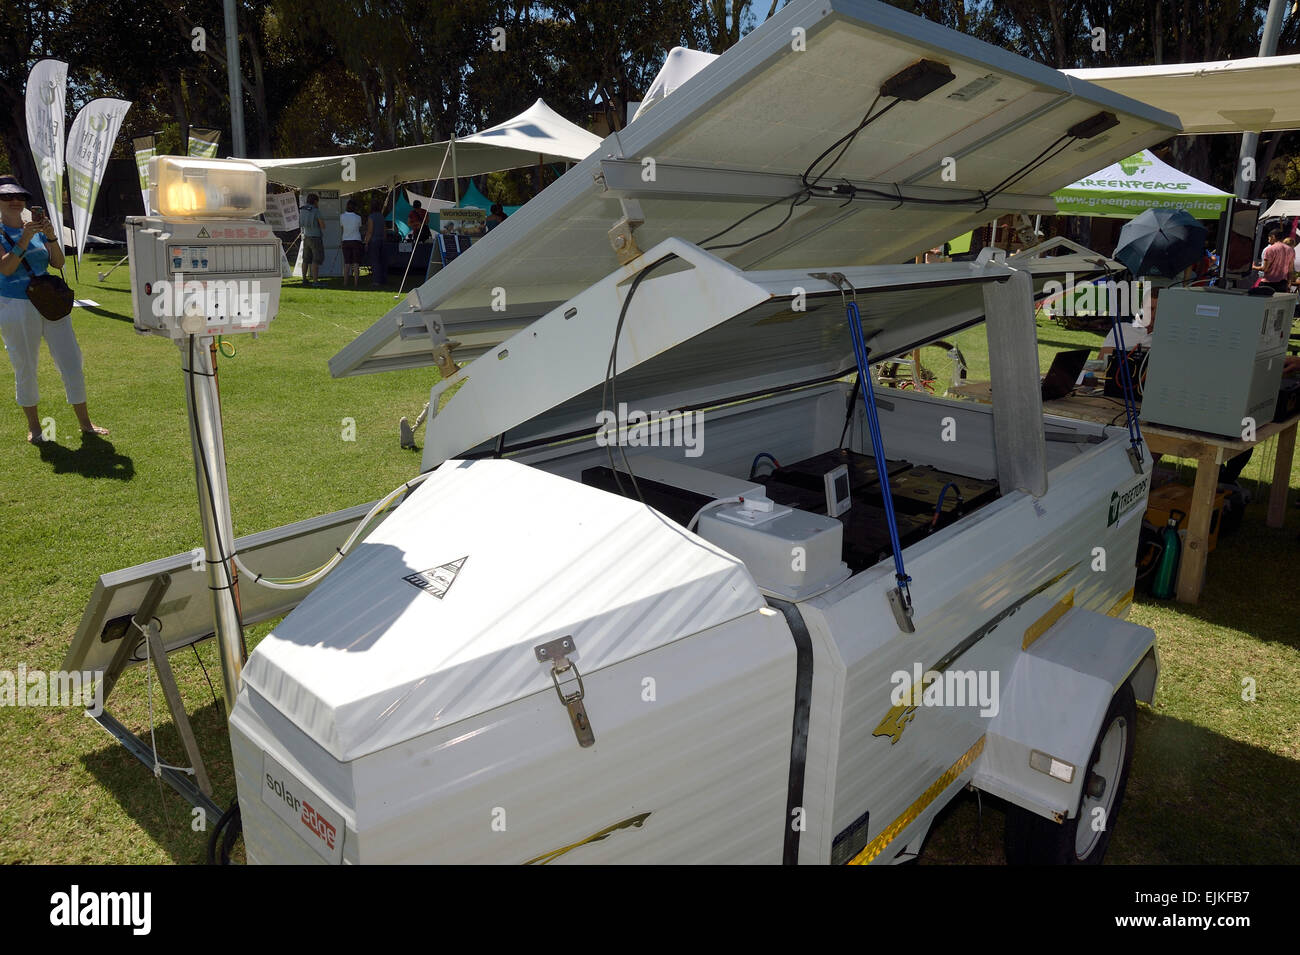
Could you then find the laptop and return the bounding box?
[1040,349,1091,400]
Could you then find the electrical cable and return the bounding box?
[602,255,676,504]
[687,496,744,532]
[750,452,780,480]
[207,798,242,865]
[232,471,432,589]
[192,643,219,709]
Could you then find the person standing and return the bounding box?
[1254,231,1292,292]
[364,193,389,287]
[407,200,429,243]
[486,202,507,230]
[299,192,328,286]
[0,175,107,443]
[339,199,364,289]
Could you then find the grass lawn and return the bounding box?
[0,254,1296,864]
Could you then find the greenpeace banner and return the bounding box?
[65,98,131,261]
[24,59,68,249]
[1052,150,1231,221]
[188,127,221,158]
[133,134,157,214]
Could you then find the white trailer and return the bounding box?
[72,0,1183,864]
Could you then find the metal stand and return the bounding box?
[91,572,222,819]
[179,335,246,712]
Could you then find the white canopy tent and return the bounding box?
[1262,200,1300,218]
[252,99,602,195]
[1052,149,1231,219]
[632,47,720,122]
[1065,55,1300,135]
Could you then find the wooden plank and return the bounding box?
[1175,446,1221,604]
[1267,420,1297,529]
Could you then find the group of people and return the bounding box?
[299,192,510,288]
[1257,230,1300,293]
[298,192,394,289]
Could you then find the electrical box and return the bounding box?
[1140,287,1295,438]
[126,158,280,340]
[125,216,282,339]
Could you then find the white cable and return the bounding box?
[233,470,433,589]
[687,496,743,533]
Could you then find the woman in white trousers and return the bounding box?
[0,175,106,443]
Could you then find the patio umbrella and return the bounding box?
[1113,208,1208,278]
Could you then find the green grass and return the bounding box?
[0,258,1296,863]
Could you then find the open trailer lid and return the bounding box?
[330,0,1179,379]
[419,241,1113,466]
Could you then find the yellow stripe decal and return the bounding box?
[848,736,986,866]
[1106,587,1134,617]
[1022,588,1074,649]
[522,812,651,865]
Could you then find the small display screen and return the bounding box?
[835,474,850,503]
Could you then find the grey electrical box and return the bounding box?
[1141,287,1295,438]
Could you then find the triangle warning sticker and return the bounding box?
[196,226,210,239]
[403,556,467,599]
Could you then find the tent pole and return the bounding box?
[451,132,460,205]
[1235,0,1286,199]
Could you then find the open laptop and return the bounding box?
[1040,349,1092,401]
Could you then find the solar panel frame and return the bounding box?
[331,0,1180,379]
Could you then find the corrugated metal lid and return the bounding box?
[240,459,764,761]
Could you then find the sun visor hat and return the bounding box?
[0,176,32,200]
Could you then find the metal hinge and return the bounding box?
[535,636,595,748]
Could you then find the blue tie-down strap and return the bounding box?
[845,299,915,632]
[1110,315,1145,473]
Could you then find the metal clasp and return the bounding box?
[535,636,595,748]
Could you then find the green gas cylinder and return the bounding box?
[1151,509,1184,600]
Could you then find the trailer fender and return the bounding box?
[971,606,1157,822]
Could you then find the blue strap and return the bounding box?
[845,299,912,600]
[1110,316,1144,466]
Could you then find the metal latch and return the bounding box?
[535,636,595,748]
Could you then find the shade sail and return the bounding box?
[1065,55,1300,135]
[632,47,720,122]
[1052,149,1230,219]
[1262,200,1300,218]
[252,99,601,194]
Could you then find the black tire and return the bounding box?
[1004,681,1136,865]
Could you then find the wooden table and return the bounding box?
[951,381,1299,604]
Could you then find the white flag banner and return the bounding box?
[263,191,299,231]
[65,98,131,261]
[133,134,157,214]
[24,59,68,249]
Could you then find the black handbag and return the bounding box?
[1,231,73,321]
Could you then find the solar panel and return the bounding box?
[331,0,1178,379]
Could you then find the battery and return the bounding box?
[867,465,999,521]
[768,449,912,495]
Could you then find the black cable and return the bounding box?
[207,798,241,865]
[801,95,895,192]
[192,643,219,709]
[602,256,676,504]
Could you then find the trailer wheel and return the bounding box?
[1004,681,1136,865]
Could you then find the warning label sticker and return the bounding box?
[403,556,467,599]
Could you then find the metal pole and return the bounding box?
[179,335,245,712]
[451,133,460,205]
[223,0,247,157]
[1234,0,1287,198]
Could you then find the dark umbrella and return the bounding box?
[1113,208,1208,278]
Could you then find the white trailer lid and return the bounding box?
[331,0,1178,378]
[239,459,765,761]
